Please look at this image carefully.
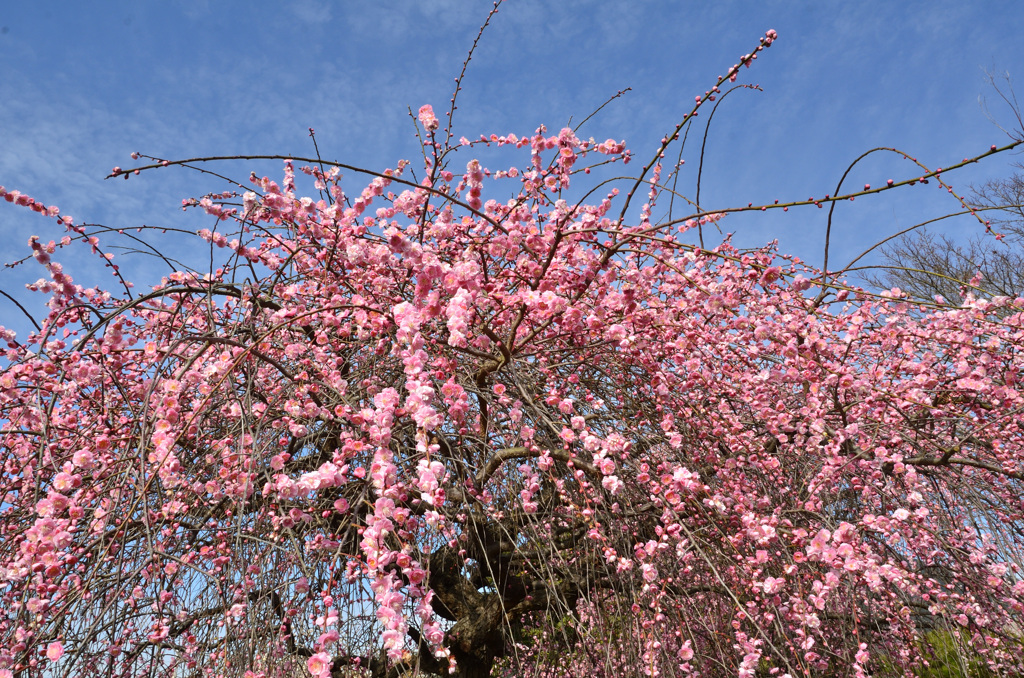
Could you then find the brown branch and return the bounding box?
[475,446,599,487]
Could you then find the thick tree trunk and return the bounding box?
[424,544,508,678]
[445,594,504,678]
[451,650,495,678]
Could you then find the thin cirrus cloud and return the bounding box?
[0,1,1021,342]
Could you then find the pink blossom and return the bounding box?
[381,629,405,658]
[641,563,658,583]
[604,324,628,342]
[418,105,439,131]
[806,529,831,559]
[602,475,623,494]
[2,29,1022,678]
[46,641,64,661]
[307,651,332,678]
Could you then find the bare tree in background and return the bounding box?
[867,75,1024,303]
[865,167,1024,302]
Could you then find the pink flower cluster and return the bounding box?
[5,25,1024,678]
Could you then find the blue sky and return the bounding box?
[2,1,1023,341]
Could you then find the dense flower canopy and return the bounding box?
[3,28,1024,678]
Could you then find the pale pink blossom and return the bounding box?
[46,641,64,661]
[418,104,439,131]
[307,651,332,678]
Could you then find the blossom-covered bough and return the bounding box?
[3,16,1024,678]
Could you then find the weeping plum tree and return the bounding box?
[3,16,1024,678]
